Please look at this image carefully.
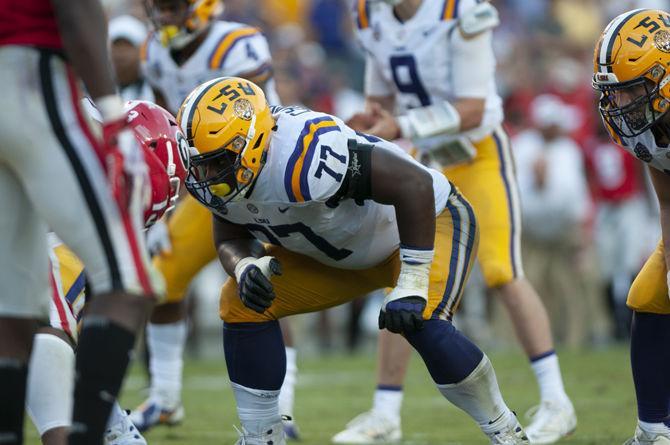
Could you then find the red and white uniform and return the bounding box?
[0,1,161,318]
[0,0,62,49]
[584,138,650,280]
[47,134,185,342]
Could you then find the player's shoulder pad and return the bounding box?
[279,111,349,203]
[140,31,158,63]
[207,21,264,70]
[457,1,500,38]
[354,0,372,30]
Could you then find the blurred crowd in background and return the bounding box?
[101,0,670,354]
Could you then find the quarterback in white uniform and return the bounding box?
[340,1,576,443]
[593,9,670,444]
[133,0,301,436]
[176,76,529,444]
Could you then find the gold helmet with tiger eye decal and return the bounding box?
[177,77,274,213]
[593,9,670,139]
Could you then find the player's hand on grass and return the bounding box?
[234,256,282,313]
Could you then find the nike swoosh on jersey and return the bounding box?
[278,207,289,213]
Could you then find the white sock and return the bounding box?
[371,386,403,422]
[26,333,74,436]
[437,355,513,432]
[279,347,297,418]
[231,382,282,435]
[106,402,127,429]
[147,320,187,407]
[639,420,670,435]
[530,352,569,403]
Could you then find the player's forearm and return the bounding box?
[393,191,436,249]
[52,0,117,99]
[369,149,435,249]
[216,240,267,278]
[212,216,267,276]
[454,98,485,131]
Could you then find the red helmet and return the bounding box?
[124,100,190,227]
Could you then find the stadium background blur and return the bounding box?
[33,1,670,443]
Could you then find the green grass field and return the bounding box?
[26,345,637,444]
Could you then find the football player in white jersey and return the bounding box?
[176,76,529,445]
[25,101,189,445]
[593,9,670,445]
[337,1,576,443]
[133,0,300,437]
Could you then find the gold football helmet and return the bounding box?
[593,9,670,139]
[177,77,274,212]
[146,0,223,49]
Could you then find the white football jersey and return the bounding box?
[355,0,503,142]
[141,20,279,114]
[207,106,451,270]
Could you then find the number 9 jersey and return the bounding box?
[355,0,503,142]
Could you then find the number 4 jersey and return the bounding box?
[207,106,451,270]
[355,0,503,142]
[141,20,279,113]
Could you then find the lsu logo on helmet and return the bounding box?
[176,77,274,213]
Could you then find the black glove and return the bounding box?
[236,257,282,313]
[378,296,426,334]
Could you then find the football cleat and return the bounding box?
[234,422,286,445]
[104,410,147,445]
[282,416,301,441]
[129,397,185,432]
[623,425,670,445]
[331,411,401,444]
[485,417,529,445]
[524,399,577,444]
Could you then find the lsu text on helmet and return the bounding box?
[593,9,670,139]
[125,100,190,226]
[176,76,274,213]
[146,0,223,49]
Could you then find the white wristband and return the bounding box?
[399,101,461,141]
[399,246,434,265]
[234,256,277,283]
[397,115,416,139]
[395,247,434,301]
[96,94,125,122]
